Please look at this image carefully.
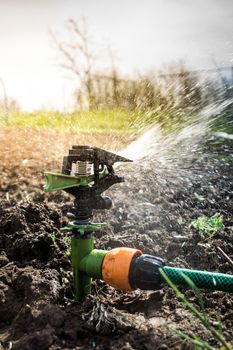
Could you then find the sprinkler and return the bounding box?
[44,145,233,301]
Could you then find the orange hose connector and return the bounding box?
[102,247,142,291]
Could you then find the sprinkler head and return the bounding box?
[44,145,132,222]
[44,145,132,194]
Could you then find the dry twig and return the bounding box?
[217,246,233,268]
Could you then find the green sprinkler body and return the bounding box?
[44,145,233,301]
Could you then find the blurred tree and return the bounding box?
[51,18,97,110]
[52,21,219,115]
[0,97,20,112]
[177,67,202,110]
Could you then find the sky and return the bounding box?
[0,0,232,111]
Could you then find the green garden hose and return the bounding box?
[161,266,233,293]
[129,253,233,293]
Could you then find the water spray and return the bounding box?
[44,145,233,301]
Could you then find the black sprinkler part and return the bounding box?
[129,254,165,290]
[60,145,132,222]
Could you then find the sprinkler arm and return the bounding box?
[44,166,108,192]
[44,146,132,194]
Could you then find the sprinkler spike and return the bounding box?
[45,145,132,301]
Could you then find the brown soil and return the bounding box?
[0,128,233,350]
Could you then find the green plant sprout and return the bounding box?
[194,192,206,201]
[191,213,224,239]
[50,232,59,250]
[62,235,71,256]
[50,232,71,256]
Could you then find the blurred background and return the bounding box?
[0,0,232,112]
[0,0,233,190]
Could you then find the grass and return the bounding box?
[211,102,233,134]
[160,269,232,350]
[191,213,224,239]
[1,107,194,136]
[1,97,233,136]
[50,232,71,256]
[2,109,144,134]
[50,232,59,250]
